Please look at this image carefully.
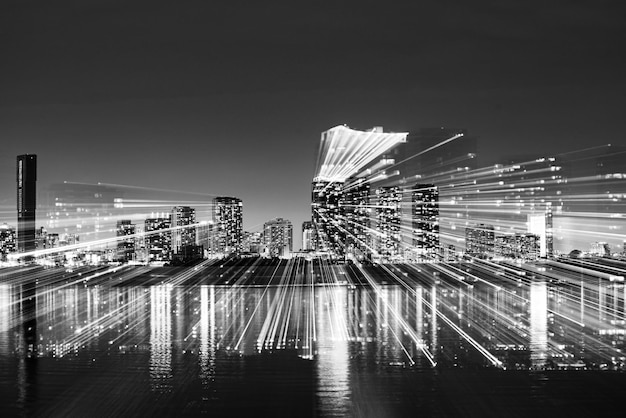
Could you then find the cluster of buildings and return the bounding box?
[305,125,626,263]
[2,155,294,266]
[4,126,625,267]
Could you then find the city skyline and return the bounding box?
[2,1,625,248]
[3,3,626,416]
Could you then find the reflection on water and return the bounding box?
[530,280,548,368]
[150,285,172,392]
[0,273,625,416]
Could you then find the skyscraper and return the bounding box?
[343,178,372,260]
[311,180,345,257]
[374,186,402,262]
[263,218,293,258]
[116,220,136,262]
[17,154,37,256]
[212,197,243,255]
[145,215,172,263]
[171,206,197,258]
[411,184,440,261]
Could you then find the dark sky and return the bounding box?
[1,0,625,246]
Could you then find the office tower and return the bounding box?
[212,197,243,255]
[343,178,372,260]
[0,224,17,261]
[311,180,345,257]
[465,224,495,258]
[116,220,136,262]
[171,206,197,259]
[301,221,316,251]
[145,215,172,263]
[17,154,37,256]
[242,231,263,254]
[263,218,293,258]
[374,186,402,262]
[411,184,440,261]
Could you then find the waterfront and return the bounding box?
[1,259,626,416]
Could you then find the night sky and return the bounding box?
[1,0,625,247]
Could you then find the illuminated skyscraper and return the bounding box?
[171,206,197,258]
[344,178,372,260]
[411,184,440,261]
[116,220,136,262]
[212,197,243,255]
[301,221,316,251]
[17,154,37,256]
[311,180,345,257]
[145,215,172,263]
[374,186,402,262]
[263,218,293,258]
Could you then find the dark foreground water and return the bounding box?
[1,266,626,417]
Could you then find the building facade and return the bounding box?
[17,154,37,256]
[411,183,440,261]
[212,197,243,255]
[145,215,172,263]
[374,186,402,262]
[263,218,293,258]
[116,220,136,262]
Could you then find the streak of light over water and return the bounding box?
[1,260,626,417]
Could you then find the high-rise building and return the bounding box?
[263,218,293,258]
[411,184,440,261]
[145,215,172,263]
[465,224,495,258]
[301,221,316,251]
[242,231,263,254]
[116,220,136,262]
[344,178,372,261]
[17,154,37,256]
[311,180,345,257]
[374,186,402,262]
[171,206,197,258]
[212,197,243,255]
